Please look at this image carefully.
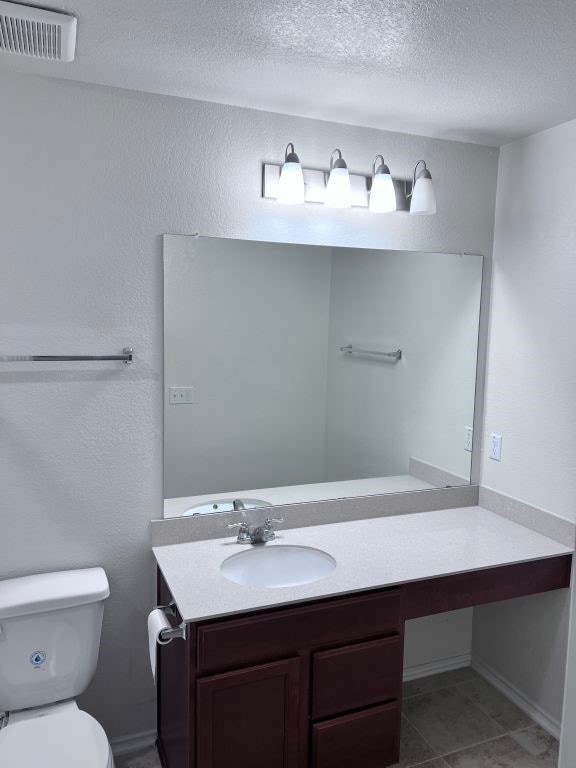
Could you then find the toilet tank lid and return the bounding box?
[0,568,110,619]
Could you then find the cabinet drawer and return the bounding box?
[312,701,401,768]
[312,635,403,719]
[198,589,400,673]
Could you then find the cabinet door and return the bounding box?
[197,658,301,768]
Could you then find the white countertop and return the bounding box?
[153,506,573,624]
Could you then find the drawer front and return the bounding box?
[402,556,572,619]
[312,701,401,768]
[312,635,403,719]
[198,589,401,674]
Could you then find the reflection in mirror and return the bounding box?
[163,235,483,518]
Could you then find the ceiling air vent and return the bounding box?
[0,1,77,61]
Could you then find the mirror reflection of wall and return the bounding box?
[163,235,483,517]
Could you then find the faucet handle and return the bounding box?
[227,521,251,544]
[264,517,284,527]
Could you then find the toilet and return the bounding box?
[0,567,114,768]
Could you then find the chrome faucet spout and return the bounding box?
[232,499,246,511]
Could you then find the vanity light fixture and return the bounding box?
[276,143,305,205]
[409,160,437,215]
[263,149,438,213]
[369,155,396,213]
[324,149,352,208]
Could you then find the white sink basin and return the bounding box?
[183,498,270,516]
[220,545,336,588]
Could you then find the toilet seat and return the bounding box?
[0,700,113,768]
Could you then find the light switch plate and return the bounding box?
[464,426,473,452]
[489,433,502,461]
[169,386,194,404]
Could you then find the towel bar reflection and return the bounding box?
[340,344,402,361]
[0,348,134,364]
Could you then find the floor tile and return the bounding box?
[115,747,162,768]
[443,728,558,767]
[403,686,504,755]
[512,725,559,763]
[403,668,480,699]
[392,715,437,767]
[457,676,534,732]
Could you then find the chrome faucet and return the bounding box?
[228,517,284,545]
[232,499,246,511]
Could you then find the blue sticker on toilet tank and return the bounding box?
[30,651,46,667]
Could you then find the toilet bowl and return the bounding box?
[0,568,114,768]
[0,701,114,768]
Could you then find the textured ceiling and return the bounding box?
[3,0,576,145]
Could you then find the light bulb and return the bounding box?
[369,155,396,212]
[325,149,351,208]
[410,160,437,215]
[277,143,305,205]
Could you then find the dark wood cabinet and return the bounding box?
[311,635,403,720]
[197,659,301,768]
[157,554,571,768]
[312,702,401,768]
[197,589,400,674]
[157,580,405,768]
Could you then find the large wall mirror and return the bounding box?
[163,234,484,518]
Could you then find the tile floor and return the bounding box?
[116,668,559,768]
[398,667,558,767]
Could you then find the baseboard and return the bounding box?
[403,653,471,682]
[473,656,561,739]
[110,728,157,757]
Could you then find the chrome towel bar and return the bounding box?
[0,347,134,364]
[340,344,402,361]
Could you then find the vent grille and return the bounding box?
[0,2,76,61]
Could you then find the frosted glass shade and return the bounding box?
[324,167,351,208]
[410,176,437,214]
[369,172,396,212]
[277,161,305,204]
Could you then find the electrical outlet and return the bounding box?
[464,426,473,452]
[169,386,194,404]
[489,433,502,461]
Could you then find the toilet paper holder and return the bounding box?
[156,601,187,644]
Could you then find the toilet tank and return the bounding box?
[0,568,110,711]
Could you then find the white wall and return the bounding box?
[163,235,332,498]
[324,249,481,482]
[0,69,498,742]
[405,609,473,672]
[481,120,576,521]
[475,118,576,755]
[473,590,570,729]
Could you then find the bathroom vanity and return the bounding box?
[152,508,573,768]
[156,236,573,768]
